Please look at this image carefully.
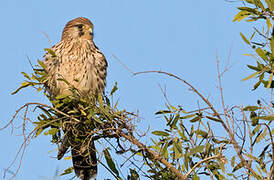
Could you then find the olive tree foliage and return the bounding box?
[1,0,273,179]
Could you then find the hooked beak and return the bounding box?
[88,28,93,36]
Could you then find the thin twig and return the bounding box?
[133,70,259,177]
[112,55,134,75]
[42,31,52,47]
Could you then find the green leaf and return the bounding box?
[180,114,195,119]
[246,0,254,3]
[240,32,250,45]
[155,110,172,115]
[237,7,258,13]
[178,129,187,141]
[266,18,272,32]
[247,65,260,71]
[212,138,230,144]
[267,73,273,88]
[44,48,56,58]
[270,37,274,53]
[35,128,44,137]
[232,161,245,172]
[251,112,259,126]
[233,10,250,22]
[36,87,42,92]
[195,130,208,138]
[170,113,180,128]
[110,82,118,96]
[256,128,267,143]
[253,81,261,90]
[189,145,204,156]
[152,131,170,137]
[220,161,225,173]
[103,149,120,176]
[37,59,47,69]
[184,153,189,171]
[257,115,274,121]
[242,71,260,81]
[21,72,31,80]
[265,0,274,10]
[60,167,74,176]
[227,173,237,179]
[129,168,139,180]
[262,80,274,88]
[162,141,169,158]
[252,124,261,136]
[173,141,182,153]
[243,106,260,111]
[256,48,268,61]
[55,94,69,100]
[253,0,265,10]
[250,31,256,40]
[44,128,59,136]
[64,156,72,160]
[91,115,103,124]
[12,82,31,95]
[190,116,201,123]
[193,173,200,180]
[231,156,236,167]
[244,153,259,162]
[206,116,222,123]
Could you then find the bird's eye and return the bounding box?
[77,24,83,29]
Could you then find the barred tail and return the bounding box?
[71,141,97,180]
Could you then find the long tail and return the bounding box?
[57,134,70,160]
[71,141,97,180]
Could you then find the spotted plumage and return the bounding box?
[44,17,107,180]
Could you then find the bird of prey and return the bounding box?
[44,17,107,180]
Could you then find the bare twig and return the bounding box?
[112,55,134,75]
[42,31,52,47]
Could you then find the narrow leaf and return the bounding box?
[233,11,250,22]
[267,73,273,88]
[195,130,208,138]
[254,0,265,10]
[242,71,260,81]
[103,149,119,176]
[190,116,201,123]
[256,48,268,60]
[152,131,169,137]
[232,161,245,172]
[270,37,274,53]
[243,106,260,111]
[60,167,74,176]
[240,32,250,45]
[110,82,118,96]
[189,145,204,156]
[206,116,222,122]
[231,156,235,167]
[44,48,56,57]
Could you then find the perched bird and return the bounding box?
[44,17,108,180]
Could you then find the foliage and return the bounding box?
[234,0,274,90]
[1,0,273,180]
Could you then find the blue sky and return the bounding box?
[0,0,268,179]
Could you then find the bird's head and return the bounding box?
[61,17,94,41]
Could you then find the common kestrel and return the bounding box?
[44,17,107,180]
